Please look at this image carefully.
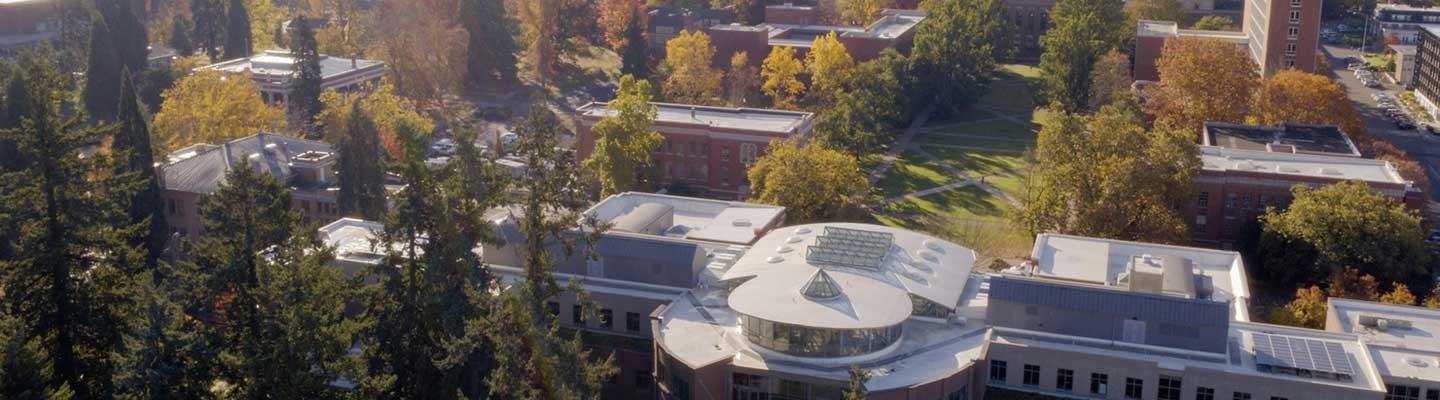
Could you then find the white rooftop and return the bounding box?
[578,102,813,135]
[722,223,977,329]
[201,49,385,80]
[1029,233,1252,321]
[1201,146,1409,185]
[583,192,786,245]
[1328,298,1440,383]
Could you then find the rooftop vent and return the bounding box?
[1358,315,1414,331]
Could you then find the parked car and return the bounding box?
[1373,92,1394,102]
[1365,79,1383,88]
[1397,119,1416,130]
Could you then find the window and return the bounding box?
[1233,393,1252,400]
[1091,373,1109,396]
[600,309,613,329]
[1389,385,1421,400]
[1159,376,1182,400]
[1125,378,1144,399]
[989,360,1007,382]
[1286,43,1297,56]
[740,143,759,164]
[720,147,731,162]
[1022,365,1040,386]
[547,302,559,317]
[1197,192,1209,207]
[1289,10,1300,22]
[1194,215,1208,232]
[1289,0,1300,6]
[1427,389,1439,400]
[1288,26,1299,39]
[627,312,642,332]
[668,373,690,400]
[1197,387,1215,400]
[1056,369,1074,391]
[572,305,585,326]
[167,198,177,215]
[947,386,968,400]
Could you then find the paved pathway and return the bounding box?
[911,146,1022,207]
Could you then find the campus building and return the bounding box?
[707,8,925,66]
[161,133,341,240]
[1005,0,1059,55]
[1411,27,1440,119]
[0,0,59,57]
[199,49,386,106]
[1188,123,1424,246]
[321,192,787,399]
[1133,0,1320,81]
[1372,3,1440,45]
[647,6,734,53]
[1327,299,1440,400]
[574,102,815,200]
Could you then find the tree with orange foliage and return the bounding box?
[1147,37,1258,132]
[1250,70,1365,136]
[371,0,467,107]
[1380,283,1418,306]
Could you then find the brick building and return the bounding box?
[161,133,341,241]
[646,6,733,53]
[575,102,814,200]
[707,9,925,67]
[1005,0,1059,55]
[1187,123,1423,246]
[1134,0,1321,81]
[1135,20,1250,81]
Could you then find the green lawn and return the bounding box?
[879,185,1011,222]
[923,146,1028,178]
[987,170,1031,201]
[874,151,961,200]
[919,119,1037,141]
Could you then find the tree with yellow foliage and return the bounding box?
[1269,285,1328,329]
[1251,70,1364,137]
[805,32,855,106]
[1380,284,1418,306]
[838,0,894,26]
[762,46,806,110]
[584,75,663,197]
[317,82,434,160]
[747,139,869,223]
[1147,37,1258,132]
[662,30,723,105]
[1426,286,1440,309]
[727,52,758,106]
[153,70,287,152]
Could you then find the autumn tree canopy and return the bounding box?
[762,46,806,110]
[153,70,287,152]
[1250,70,1364,136]
[1038,0,1126,113]
[747,140,869,223]
[805,32,856,107]
[583,76,663,196]
[1147,37,1258,132]
[662,30,723,105]
[1257,181,1431,287]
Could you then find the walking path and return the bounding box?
[869,103,1029,210]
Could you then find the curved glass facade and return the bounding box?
[740,314,902,358]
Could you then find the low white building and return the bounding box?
[199,49,386,105]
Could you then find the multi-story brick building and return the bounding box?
[575,102,814,200]
[1134,0,1320,80]
[707,8,925,67]
[646,6,733,53]
[1005,0,1059,55]
[161,133,342,241]
[1372,3,1440,45]
[1187,123,1423,246]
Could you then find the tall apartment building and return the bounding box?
[1188,123,1423,245]
[575,102,815,200]
[161,133,342,240]
[321,192,787,399]
[1412,27,1440,119]
[1244,0,1321,76]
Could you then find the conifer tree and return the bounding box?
[119,275,212,399]
[169,15,195,57]
[100,0,149,72]
[485,105,617,399]
[191,0,227,59]
[620,4,649,78]
[359,122,507,398]
[84,14,122,122]
[460,0,520,85]
[336,101,388,220]
[114,70,169,270]
[287,16,324,132]
[0,47,146,400]
[223,0,253,60]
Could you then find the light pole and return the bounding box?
[1361,13,1371,56]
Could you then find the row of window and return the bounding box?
[659,141,761,164]
[739,314,902,358]
[1386,384,1440,400]
[546,301,645,333]
[989,360,1292,400]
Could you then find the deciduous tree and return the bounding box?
[1425,286,1440,309]
[153,70,287,152]
[726,51,757,106]
[762,46,806,110]
[747,140,870,223]
[319,83,435,160]
[585,76,662,196]
[1016,101,1199,244]
[805,32,855,106]
[1250,70,1365,136]
[1087,49,1133,111]
[843,366,871,400]
[663,30,723,105]
[1127,0,1187,26]
[1327,267,1380,301]
[1192,15,1233,30]
[838,0,893,26]
[1147,37,1258,132]
[909,0,1010,116]
[1257,181,1430,286]
[1380,283,1417,306]
[1039,0,1126,112]
[815,49,906,155]
[1269,286,1327,328]
[517,0,562,86]
[372,0,467,107]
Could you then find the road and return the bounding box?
[1319,44,1440,206]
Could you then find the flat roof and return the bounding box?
[201,49,385,80]
[1328,298,1440,382]
[1137,19,1180,37]
[1376,3,1440,14]
[1391,44,1419,55]
[722,223,977,329]
[577,102,813,135]
[1204,122,1361,156]
[583,192,786,245]
[1028,234,1251,321]
[1200,146,1408,185]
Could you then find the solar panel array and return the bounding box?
[1252,333,1356,382]
[805,227,894,270]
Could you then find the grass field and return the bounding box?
[875,151,962,200]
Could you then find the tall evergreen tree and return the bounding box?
[336,101,388,220]
[359,122,507,399]
[0,47,146,400]
[119,275,212,400]
[460,0,520,85]
[620,4,649,78]
[114,70,169,270]
[100,0,149,72]
[83,14,122,122]
[0,64,29,173]
[169,15,196,57]
[191,0,227,59]
[223,0,253,60]
[287,16,324,131]
[485,105,617,399]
